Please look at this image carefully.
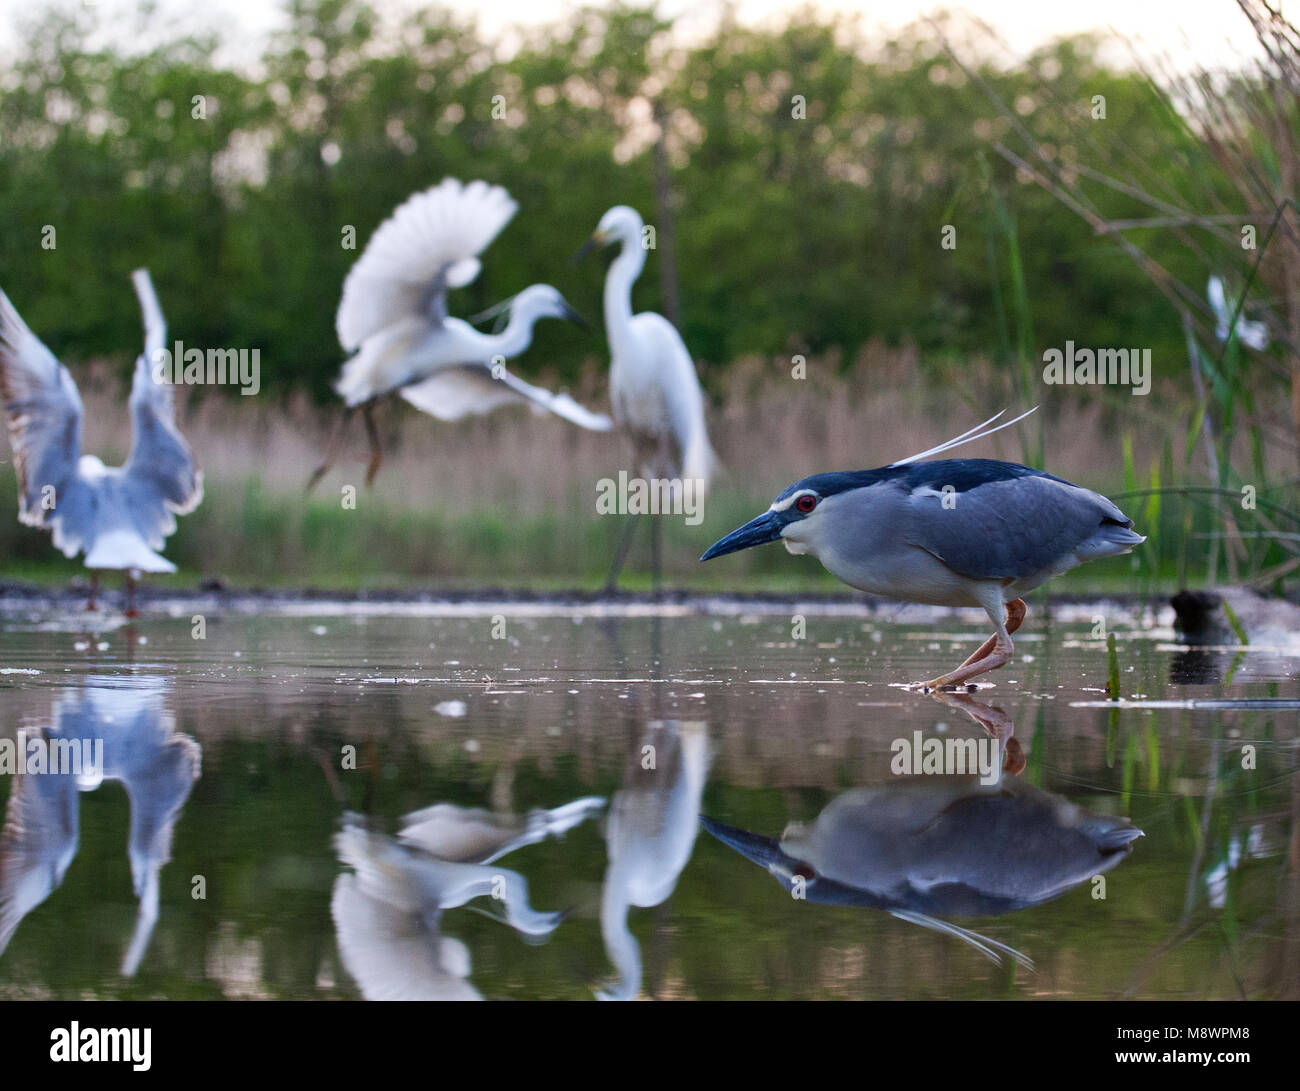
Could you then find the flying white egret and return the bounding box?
[1207,275,1269,350]
[0,270,203,615]
[309,178,612,489]
[578,205,716,591]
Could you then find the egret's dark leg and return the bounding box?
[650,516,662,595]
[306,407,355,493]
[362,402,383,486]
[85,573,99,612]
[917,598,1027,690]
[605,516,639,593]
[125,572,139,619]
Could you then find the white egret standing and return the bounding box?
[309,178,612,489]
[0,270,203,615]
[578,205,716,591]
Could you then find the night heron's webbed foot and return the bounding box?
[914,598,1027,691]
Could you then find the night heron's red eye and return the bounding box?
[795,494,817,514]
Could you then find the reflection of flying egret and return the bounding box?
[578,205,716,591]
[1207,275,1269,350]
[703,776,1143,971]
[309,178,612,489]
[702,409,1145,690]
[0,271,203,615]
[597,721,709,1001]
[0,678,200,976]
[332,798,601,1001]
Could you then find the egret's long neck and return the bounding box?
[604,240,646,352]
[474,305,540,361]
[598,879,641,1001]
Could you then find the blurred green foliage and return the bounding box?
[0,0,1227,397]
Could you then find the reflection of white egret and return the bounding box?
[333,799,602,1001]
[0,677,199,976]
[597,721,709,1001]
[399,796,605,864]
[0,272,203,614]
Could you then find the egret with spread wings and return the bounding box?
[0,270,203,615]
[309,178,612,489]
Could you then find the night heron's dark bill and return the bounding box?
[699,816,787,869]
[700,510,783,561]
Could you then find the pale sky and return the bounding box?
[0,0,1270,72]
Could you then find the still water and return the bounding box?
[0,597,1296,1000]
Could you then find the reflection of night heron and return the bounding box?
[332,798,602,1001]
[577,205,716,591]
[310,178,611,489]
[597,721,709,1001]
[701,410,1144,689]
[703,777,1143,971]
[0,677,199,976]
[0,270,203,615]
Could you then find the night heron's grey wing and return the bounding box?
[900,464,1140,581]
[120,272,203,550]
[0,288,95,553]
[335,179,518,351]
[399,362,613,430]
[0,761,80,956]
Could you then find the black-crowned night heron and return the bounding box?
[309,178,611,489]
[700,411,1145,689]
[0,270,203,615]
[577,205,716,591]
[702,777,1142,969]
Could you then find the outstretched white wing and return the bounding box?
[0,287,87,541]
[399,363,612,430]
[336,179,518,352]
[0,759,80,957]
[121,270,203,549]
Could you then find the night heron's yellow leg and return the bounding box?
[928,689,1026,775]
[916,598,1027,690]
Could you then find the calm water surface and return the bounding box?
[0,598,1296,1000]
